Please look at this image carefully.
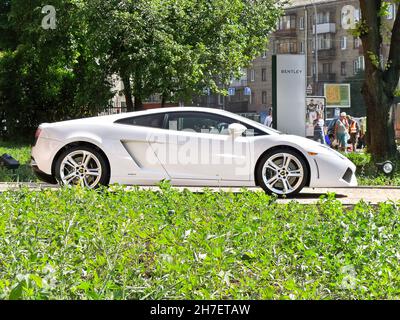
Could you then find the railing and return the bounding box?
[318,48,336,59]
[98,105,127,116]
[230,79,248,87]
[318,73,336,82]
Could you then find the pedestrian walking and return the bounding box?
[313,113,325,144]
[263,108,273,127]
[334,112,349,152]
[347,115,360,152]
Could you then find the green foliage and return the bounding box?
[367,51,380,69]
[346,152,400,186]
[0,0,113,138]
[349,19,369,38]
[84,0,284,104]
[379,1,392,17]
[1,186,400,299]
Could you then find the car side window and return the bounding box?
[165,112,235,135]
[115,113,165,128]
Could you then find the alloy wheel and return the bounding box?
[261,152,304,195]
[59,150,102,188]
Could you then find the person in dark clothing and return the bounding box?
[313,113,325,144]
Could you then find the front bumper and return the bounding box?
[309,152,358,188]
[31,158,58,185]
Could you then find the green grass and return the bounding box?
[0,141,37,182]
[0,183,400,299]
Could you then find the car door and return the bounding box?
[113,112,170,183]
[148,111,252,182]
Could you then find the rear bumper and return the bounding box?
[31,158,58,185]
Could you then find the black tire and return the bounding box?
[54,145,109,188]
[256,148,309,197]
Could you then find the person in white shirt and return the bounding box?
[263,109,273,127]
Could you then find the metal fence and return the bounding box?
[98,105,127,116]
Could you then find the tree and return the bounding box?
[357,0,400,159]
[0,0,113,138]
[85,0,285,111]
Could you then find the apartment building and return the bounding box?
[196,0,397,116]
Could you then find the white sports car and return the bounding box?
[31,107,357,196]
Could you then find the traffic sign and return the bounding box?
[228,88,236,96]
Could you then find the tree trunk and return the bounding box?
[121,73,134,112]
[134,95,143,110]
[359,0,400,159]
[161,93,166,108]
[362,74,397,159]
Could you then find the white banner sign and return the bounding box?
[275,55,306,136]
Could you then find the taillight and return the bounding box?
[33,127,42,146]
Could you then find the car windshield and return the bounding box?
[236,115,282,135]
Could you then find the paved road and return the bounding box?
[1,183,400,205]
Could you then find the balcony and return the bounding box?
[318,73,336,82]
[312,23,336,34]
[274,28,297,37]
[230,79,248,87]
[317,48,336,60]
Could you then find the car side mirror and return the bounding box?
[228,123,247,137]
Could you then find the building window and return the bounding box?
[315,11,330,24]
[341,62,346,76]
[276,41,298,53]
[299,16,304,30]
[353,37,361,49]
[353,56,365,74]
[300,41,305,54]
[322,63,332,74]
[353,60,358,74]
[277,15,296,30]
[250,69,255,82]
[340,36,347,50]
[262,91,267,104]
[261,68,267,81]
[318,33,332,50]
[387,4,395,19]
[354,8,361,22]
[358,56,365,70]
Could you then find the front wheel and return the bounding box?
[256,149,309,196]
[55,146,109,189]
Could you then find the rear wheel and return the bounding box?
[55,146,109,188]
[256,148,308,196]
